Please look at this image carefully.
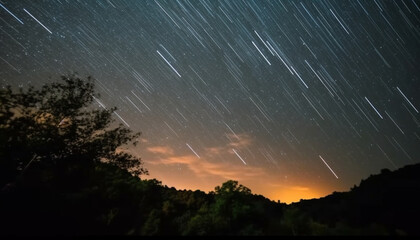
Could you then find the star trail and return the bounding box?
[1,0,419,203]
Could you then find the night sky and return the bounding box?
[1,0,420,203]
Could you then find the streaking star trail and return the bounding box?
[319,155,339,179]
[233,148,247,165]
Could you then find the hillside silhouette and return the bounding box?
[291,164,420,235]
[1,76,419,235]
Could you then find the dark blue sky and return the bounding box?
[1,0,419,202]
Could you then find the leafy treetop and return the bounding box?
[0,74,147,187]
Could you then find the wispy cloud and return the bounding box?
[148,153,265,180]
[202,133,254,159]
[146,146,174,155]
[204,146,225,155]
[144,133,264,181]
[226,133,253,149]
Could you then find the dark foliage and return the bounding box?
[293,164,420,235]
[0,74,147,187]
[1,75,419,235]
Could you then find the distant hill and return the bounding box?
[1,162,419,235]
[292,163,420,235]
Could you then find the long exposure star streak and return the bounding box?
[1,0,419,203]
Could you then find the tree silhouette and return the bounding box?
[0,74,147,188]
[214,180,251,195]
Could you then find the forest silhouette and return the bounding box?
[1,75,419,235]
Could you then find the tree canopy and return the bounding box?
[0,74,147,187]
[214,180,252,195]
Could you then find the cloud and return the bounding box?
[146,150,265,181]
[146,146,174,155]
[143,132,266,188]
[203,133,254,158]
[204,146,224,155]
[226,133,253,149]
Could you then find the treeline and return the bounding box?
[1,162,285,235]
[2,161,418,235]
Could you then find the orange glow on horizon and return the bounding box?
[137,140,340,205]
[262,187,326,204]
[143,171,331,204]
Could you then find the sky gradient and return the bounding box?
[1,0,419,203]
